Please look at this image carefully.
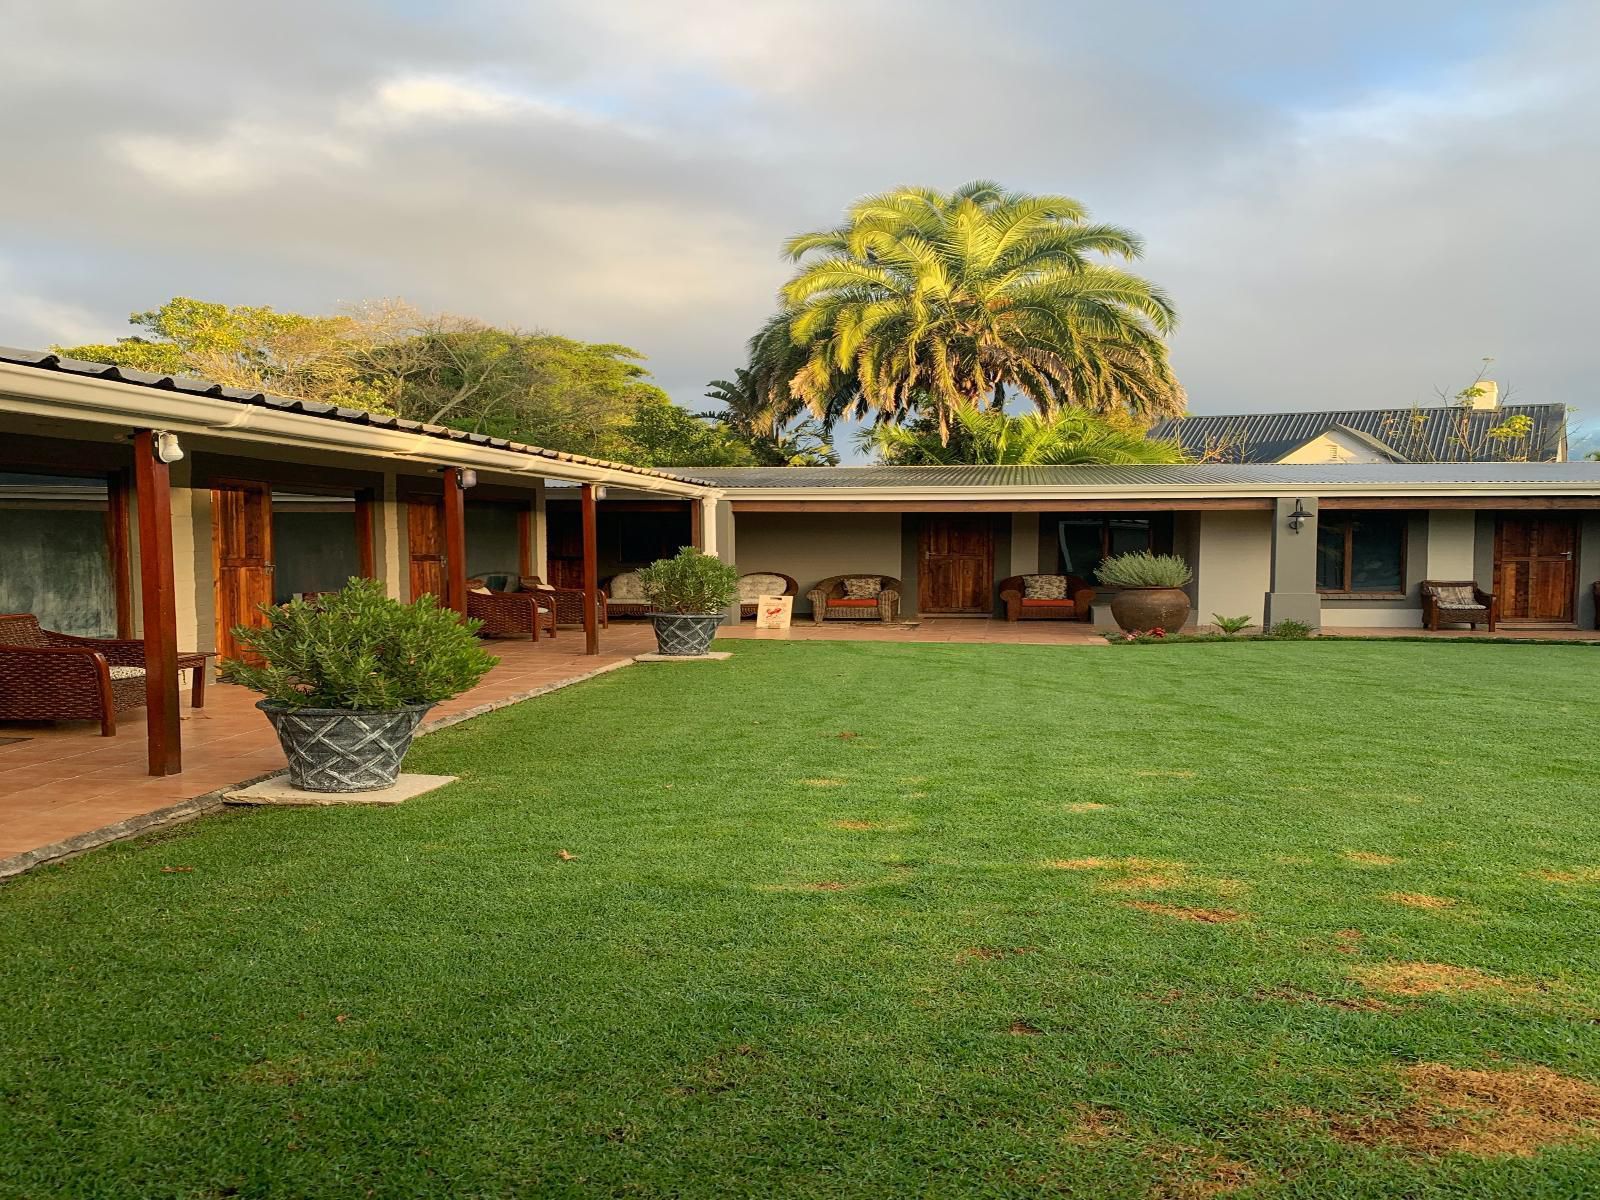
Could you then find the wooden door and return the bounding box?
[408,500,447,601]
[212,481,274,661]
[1495,517,1577,622]
[918,516,994,613]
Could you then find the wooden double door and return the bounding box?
[918,516,995,614]
[1494,516,1577,623]
[212,481,275,662]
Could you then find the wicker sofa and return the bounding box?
[465,581,558,640]
[737,572,798,620]
[806,575,901,624]
[0,614,208,736]
[998,574,1097,622]
[1421,579,1496,632]
[512,576,606,630]
[600,572,651,620]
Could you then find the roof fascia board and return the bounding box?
[713,480,1600,501]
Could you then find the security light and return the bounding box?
[153,431,184,464]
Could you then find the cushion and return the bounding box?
[738,572,789,601]
[1436,602,1487,612]
[608,573,647,602]
[842,576,882,599]
[828,597,881,608]
[470,586,493,595]
[1431,584,1477,607]
[1021,597,1074,608]
[108,665,146,680]
[1022,575,1069,600]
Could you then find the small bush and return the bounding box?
[1212,614,1253,636]
[637,547,740,614]
[218,577,497,709]
[1268,618,1313,640]
[1095,551,1192,589]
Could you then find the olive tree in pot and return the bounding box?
[219,578,496,792]
[1097,551,1194,634]
[637,547,740,656]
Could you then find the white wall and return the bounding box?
[1279,430,1393,464]
[733,512,904,614]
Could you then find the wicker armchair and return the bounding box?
[601,572,651,620]
[514,576,607,630]
[737,572,799,620]
[465,583,557,640]
[999,574,1096,622]
[0,614,208,736]
[1421,580,1496,632]
[806,575,901,624]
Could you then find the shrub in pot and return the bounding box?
[637,547,740,656]
[1096,552,1194,634]
[219,578,496,792]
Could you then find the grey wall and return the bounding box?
[0,503,115,637]
[273,510,360,602]
[466,504,521,579]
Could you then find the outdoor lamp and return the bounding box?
[1287,498,1312,533]
[153,430,184,464]
[456,467,478,489]
[595,486,608,500]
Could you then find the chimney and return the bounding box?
[1466,380,1499,410]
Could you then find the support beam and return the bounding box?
[132,431,181,777]
[581,483,600,655]
[690,498,704,551]
[712,500,740,626]
[517,503,534,577]
[442,468,468,615]
[106,469,134,639]
[355,488,376,580]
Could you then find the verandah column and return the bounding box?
[442,467,468,615]
[581,483,599,655]
[132,431,181,777]
[1264,495,1322,630]
[710,500,739,626]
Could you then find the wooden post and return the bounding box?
[581,483,599,655]
[517,503,534,577]
[442,469,468,614]
[106,469,135,639]
[689,498,704,551]
[355,488,376,580]
[132,432,181,777]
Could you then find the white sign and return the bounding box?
[755,595,793,630]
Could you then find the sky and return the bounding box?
[2,0,1597,451]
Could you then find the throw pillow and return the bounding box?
[1434,584,1478,607]
[1022,575,1068,600]
[842,576,882,599]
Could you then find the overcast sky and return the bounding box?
[2,1,1596,446]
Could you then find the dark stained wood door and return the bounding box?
[918,516,995,613]
[408,500,447,601]
[1495,516,1576,622]
[212,481,274,661]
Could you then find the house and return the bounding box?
[1148,384,1568,464]
[4,347,1600,780]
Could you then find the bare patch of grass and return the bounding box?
[1007,1019,1043,1036]
[1136,769,1197,779]
[800,778,846,788]
[1344,851,1401,866]
[829,819,880,831]
[1063,1103,1124,1145]
[1146,1145,1256,1198]
[1065,802,1109,812]
[1256,985,1404,1014]
[1125,901,1242,924]
[1530,867,1600,884]
[1333,929,1364,956]
[956,946,1035,963]
[1310,1064,1600,1158]
[1384,892,1458,910]
[1351,961,1529,998]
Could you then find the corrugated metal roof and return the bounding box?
[1148,404,1567,463]
[0,346,714,488]
[691,462,1600,488]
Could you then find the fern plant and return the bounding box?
[1212,614,1254,636]
[218,578,496,709]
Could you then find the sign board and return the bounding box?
[755,594,793,630]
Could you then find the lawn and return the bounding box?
[4,640,1600,1198]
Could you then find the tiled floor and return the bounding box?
[0,624,657,867]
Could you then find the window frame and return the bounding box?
[1056,515,1155,579]
[1316,511,1409,598]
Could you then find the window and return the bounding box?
[1317,512,1407,594]
[1057,516,1153,579]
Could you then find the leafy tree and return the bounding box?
[611,398,753,467]
[863,404,1185,466]
[765,181,1184,441]
[701,367,837,465]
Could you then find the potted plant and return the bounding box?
[219,578,496,792]
[637,547,740,657]
[1096,551,1193,634]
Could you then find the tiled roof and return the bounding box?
[1148,404,1567,464]
[690,462,1600,488]
[0,346,714,487]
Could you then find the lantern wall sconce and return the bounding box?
[1287,498,1313,533]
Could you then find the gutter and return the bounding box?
[712,481,1600,501]
[0,363,719,501]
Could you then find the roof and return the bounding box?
[690,462,1600,490]
[1148,404,1567,463]
[0,346,713,488]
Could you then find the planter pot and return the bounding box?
[648,611,724,657]
[1109,587,1191,634]
[260,701,434,793]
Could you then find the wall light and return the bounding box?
[1287,498,1313,533]
[594,486,608,501]
[153,430,184,464]
[456,467,478,490]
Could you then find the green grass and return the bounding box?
[4,640,1600,1198]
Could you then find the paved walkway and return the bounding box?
[0,625,656,874]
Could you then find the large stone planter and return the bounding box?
[1109,587,1191,634]
[259,701,434,793]
[648,611,723,657]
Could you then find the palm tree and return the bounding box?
[701,367,837,465]
[771,181,1184,441]
[862,404,1186,466]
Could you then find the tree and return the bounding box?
[612,398,753,467]
[701,367,837,465]
[766,181,1184,441]
[863,404,1186,466]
